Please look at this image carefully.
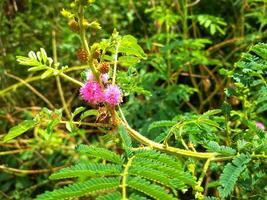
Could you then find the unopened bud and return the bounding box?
[68,19,79,33]
[99,62,110,74]
[76,48,89,62]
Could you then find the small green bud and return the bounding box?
[89,21,101,30]
[61,9,74,19]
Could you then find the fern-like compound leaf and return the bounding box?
[49,162,122,180]
[148,120,176,131]
[129,165,184,190]
[129,193,149,200]
[218,154,251,198]
[135,149,182,169]
[118,124,133,157]
[205,141,236,156]
[96,191,121,200]
[35,177,120,200]
[76,144,123,164]
[127,176,177,200]
[133,157,196,186]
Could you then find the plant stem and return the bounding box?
[52,30,71,119]
[121,156,134,200]
[112,40,120,85]
[78,4,99,81]
[120,117,217,159]
[4,72,55,109]
[59,72,84,86]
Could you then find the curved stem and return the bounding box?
[121,156,134,200]
[120,117,217,159]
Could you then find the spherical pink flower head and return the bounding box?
[86,70,109,83]
[104,84,123,106]
[80,81,104,104]
[256,122,265,130]
[85,70,95,81]
[101,73,109,83]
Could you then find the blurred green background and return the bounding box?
[0,0,266,199]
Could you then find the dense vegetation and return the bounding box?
[0,0,266,199]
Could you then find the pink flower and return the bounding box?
[80,81,104,104]
[104,84,122,106]
[256,122,265,130]
[85,70,94,81]
[101,73,109,83]
[86,70,109,83]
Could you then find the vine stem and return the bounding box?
[121,156,134,200]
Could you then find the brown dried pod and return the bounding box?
[76,48,89,62]
[92,50,100,59]
[202,78,211,92]
[229,96,240,106]
[99,62,110,74]
[68,19,79,33]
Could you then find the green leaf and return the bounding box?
[4,120,38,142]
[218,154,251,198]
[80,109,99,120]
[127,176,176,200]
[118,124,133,157]
[118,56,140,67]
[40,48,48,64]
[96,191,121,200]
[41,69,53,79]
[35,177,120,200]
[119,35,146,59]
[148,120,176,131]
[72,107,86,118]
[205,141,236,156]
[28,65,47,72]
[76,144,123,164]
[50,162,122,180]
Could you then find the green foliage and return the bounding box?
[218,154,251,198]
[197,14,227,35]
[1,0,267,199]
[36,144,196,199]
[76,144,123,164]
[3,119,38,142]
[36,177,120,200]
[205,141,236,156]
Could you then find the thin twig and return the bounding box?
[4,72,55,109]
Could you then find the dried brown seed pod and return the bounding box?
[99,62,110,74]
[76,48,89,62]
[92,50,100,59]
[202,78,211,92]
[229,96,240,106]
[68,19,79,33]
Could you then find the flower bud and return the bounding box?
[99,62,110,74]
[68,19,79,33]
[76,48,89,62]
[61,9,74,19]
[92,50,100,59]
[89,21,101,30]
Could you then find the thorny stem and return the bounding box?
[121,156,134,200]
